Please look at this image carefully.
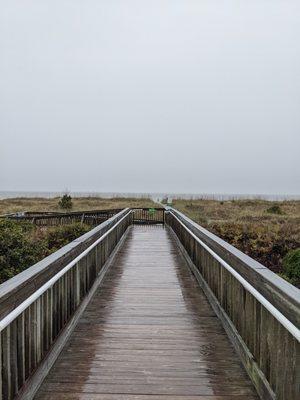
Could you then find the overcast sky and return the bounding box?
[0,1,299,195]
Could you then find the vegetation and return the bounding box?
[0,219,46,283]
[45,223,89,253]
[0,196,156,215]
[3,196,298,286]
[58,193,73,210]
[0,219,90,284]
[172,199,300,286]
[266,204,283,215]
[281,249,300,286]
[0,196,157,284]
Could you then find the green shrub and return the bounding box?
[266,205,283,215]
[0,220,90,284]
[277,273,293,284]
[282,249,300,285]
[58,194,73,210]
[45,223,90,253]
[207,221,299,280]
[0,220,47,283]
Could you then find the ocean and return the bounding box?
[0,191,299,201]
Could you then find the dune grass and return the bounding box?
[172,199,300,285]
[0,196,158,283]
[1,196,299,286]
[0,196,156,215]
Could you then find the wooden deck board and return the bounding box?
[35,226,258,399]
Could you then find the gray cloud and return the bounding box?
[1,1,299,194]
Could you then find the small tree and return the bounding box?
[266,204,283,215]
[282,248,300,286]
[58,193,73,210]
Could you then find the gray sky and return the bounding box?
[1,1,299,195]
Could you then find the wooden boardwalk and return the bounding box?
[35,225,258,400]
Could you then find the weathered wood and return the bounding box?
[35,395,255,400]
[2,326,11,399]
[2,209,123,227]
[15,230,129,400]
[1,207,297,399]
[166,209,300,400]
[0,210,131,399]
[132,208,165,224]
[0,209,130,321]
[35,226,258,400]
[167,208,300,327]
[10,320,18,398]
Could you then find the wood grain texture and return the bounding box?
[2,209,123,227]
[35,226,258,400]
[166,211,300,400]
[0,211,132,400]
[167,208,300,327]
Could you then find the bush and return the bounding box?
[0,220,90,284]
[45,223,90,253]
[58,194,73,210]
[207,221,299,277]
[266,205,283,215]
[0,220,47,283]
[282,249,300,286]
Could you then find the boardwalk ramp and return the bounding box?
[0,208,299,400]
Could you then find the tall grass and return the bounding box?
[173,199,300,285]
[0,220,91,284]
[0,197,156,215]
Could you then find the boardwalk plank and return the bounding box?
[35,226,258,399]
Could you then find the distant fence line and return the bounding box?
[0,209,123,227]
[0,207,298,399]
[1,191,299,201]
[0,208,166,226]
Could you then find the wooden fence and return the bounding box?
[132,208,165,224]
[0,209,132,400]
[0,207,298,400]
[166,208,300,400]
[1,209,123,227]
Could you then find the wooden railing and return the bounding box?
[0,209,132,400]
[1,208,166,226]
[166,208,300,400]
[1,209,123,226]
[132,208,165,224]
[0,206,298,400]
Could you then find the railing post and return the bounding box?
[0,208,131,400]
[17,313,25,389]
[166,209,300,400]
[0,330,2,400]
[75,263,80,308]
[2,326,11,400]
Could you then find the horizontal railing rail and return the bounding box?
[0,209,129,321]
[1,206,298,400]
[165,208,300,400]
[0,209,132,400]
[1,209,123,226]
[132,207,165,224]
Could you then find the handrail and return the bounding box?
[166,207,300,327]
[170,211,300,341]
[132,207,165,210]
[1,208,123,218]
[0,207,132,400]
[0,210,131,332]
[0,208,129,314]
[166,208,299,400]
